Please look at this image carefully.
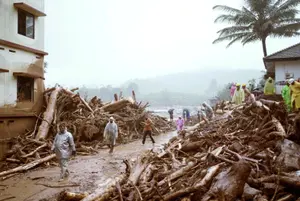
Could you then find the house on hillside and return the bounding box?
[264,43,300,94]
[0,0,47,158]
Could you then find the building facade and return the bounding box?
[264,43,300,94]
[0,0,47,158]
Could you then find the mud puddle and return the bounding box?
[0,130,177,201]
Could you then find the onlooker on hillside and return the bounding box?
[168,108,174,121]
[232,83,245,105]
[244,89,256,104]
[176,117,184,132]
[282,80,291,112]
[264,77,275,95]
[289,78,300,111]
[202,102,215,120]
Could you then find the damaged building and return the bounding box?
[0,0,47,159]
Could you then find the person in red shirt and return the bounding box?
[142,117,155,145]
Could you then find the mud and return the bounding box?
[0,130,177,201]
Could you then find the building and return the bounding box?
[0,0,47,158]
[264,43,300,94]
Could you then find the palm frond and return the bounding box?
[241,34,259,45]
[216,26,252,37]
[273,22,300,34]
[213,5,243,15]
[213,32,252,45]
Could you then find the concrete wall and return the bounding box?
[0,0,45,50]
[275,60,300,94]
[0,44,44,108]
[0,0,46,159]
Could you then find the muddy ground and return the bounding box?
[0,131,177,201]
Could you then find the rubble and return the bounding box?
[0,87,172,176]
[61,100,300,201]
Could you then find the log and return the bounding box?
[272,116,287,137]
[163,163,222,201]
[81,174,127,201]
[58,191,89,201]
[21,143,47,158]
[158,161,195,187]
[62,88,94,113]
[36,87,61,139]
[0,154,55,177]
[201,160,251,201]
[129,156,149,185]
[100,98,134,113]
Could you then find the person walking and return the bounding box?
[232,83,245,105]
[51,122,76,181]
[176,117,184,132]
[199,107,210,124]
[289,78,300,111]
[104,117,118,154]
[282,80,291,112]
[168,108,174,121]
[142,117,155,145]
[264,77,275,95]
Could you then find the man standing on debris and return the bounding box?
[142,117,155,145]
[202,102,215,120]
[264,77,275,95]
[51,122,76,181]
[168,108,174,121]
[198,107,210,124]
[282,80,291,112]
[104,117,118,154]
[232,83,245,105]
[244,89,256,104]
[289,78,300,111]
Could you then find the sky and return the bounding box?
[44,0,300,87]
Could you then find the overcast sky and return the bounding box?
[44,0,300,87]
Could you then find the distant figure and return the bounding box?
[230,83,236,98]
[282,80,291,112]
[232,83,245,105]
[142,117,155,145]
[289,78,300,111]
[51,122,76,181]
[242,84,247,91]
[199,107,209,124]
[244,89,256,104]
[168,108,174,121]
[176,117,184,132]
[264,77,275,95]
[202,102,215,120]
[104,117,118,154]
[182,108,190,122]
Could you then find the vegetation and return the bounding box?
[213,0,300,56]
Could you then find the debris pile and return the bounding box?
[0,86,172,176]
[61,100,300,201]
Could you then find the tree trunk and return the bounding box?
[0,154,56,177]
[35,87,61,140]
[262,38,267,57]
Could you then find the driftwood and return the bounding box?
[0,154,55,177]
[100,98,134,113]
[201,161,251,201]
[36,87,61,139]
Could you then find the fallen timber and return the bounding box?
[0,87,172,175]
[60,100,300,201]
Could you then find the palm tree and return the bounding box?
[213,0,300,56]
